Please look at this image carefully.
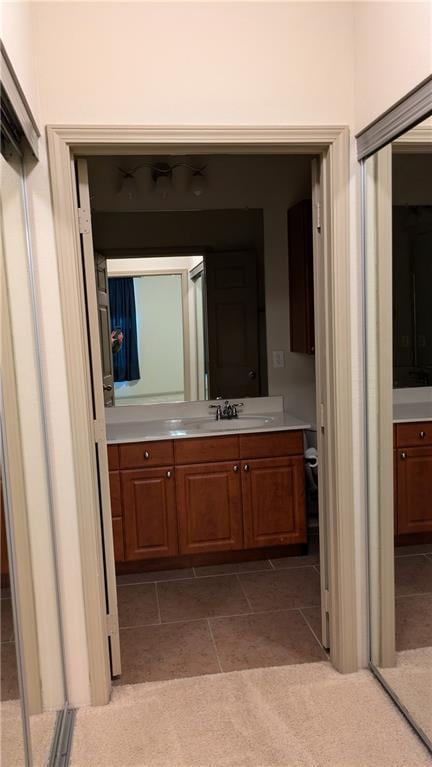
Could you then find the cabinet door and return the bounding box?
[121,467,178,560]
[242,457,307,548]
[176,462,243,554]
[397,447,432,534]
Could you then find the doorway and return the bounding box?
[47,125,357,704]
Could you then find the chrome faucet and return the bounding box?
[209,400,244,420]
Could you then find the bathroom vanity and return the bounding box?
[106,406,310,570]
[393,403,432,541]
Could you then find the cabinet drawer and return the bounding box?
[174,436,239,465]
[108,444,119,470]
[109,471,122,518]
[112,517,125,562]
[395,422,432,448]
[240,430,303,459]
[119,440,174,469]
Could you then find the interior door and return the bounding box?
[312,158,330,650]
[75,158,121,676]
[95,254,114,406]
[205,252,260,398]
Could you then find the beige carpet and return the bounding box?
[381,647,432,741]
[70,661,432,767]
[0,699,56,767]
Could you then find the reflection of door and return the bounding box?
[205,252,260,399]
[95,254,114,407]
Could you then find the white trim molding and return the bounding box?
[47,125,358,704]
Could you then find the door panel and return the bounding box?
[122,467,178,560]
[242,457,307,548]
[176,462,243,554]
[205,252,260,398]
[397,447,432,534]
[76,158,121,676]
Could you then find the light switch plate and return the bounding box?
[272,350,285,368]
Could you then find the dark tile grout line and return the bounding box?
[118,603,322,631]
[396,591,432,599]
[206,618,223,674]
[116,562,320,588]
[298,607,327,654]
[235,573,254,612]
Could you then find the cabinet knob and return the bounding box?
[243,464,250,472]
[400,452,407,460]
[144,450,150,460]
[166,470,171,478]
[233,465,239,472]
[419,431,427,440]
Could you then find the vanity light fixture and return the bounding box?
[117,160,207,199]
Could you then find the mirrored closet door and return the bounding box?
[1,106,67,766]
[362,108,432,750]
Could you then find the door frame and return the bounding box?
[47,125,357,704]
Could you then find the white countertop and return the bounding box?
[393,401,432,424]
[106,411,311,444]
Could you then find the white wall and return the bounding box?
[354,1,432,131]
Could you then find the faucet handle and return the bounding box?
[232,402,244,408]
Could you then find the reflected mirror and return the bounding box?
[364,114,432,749]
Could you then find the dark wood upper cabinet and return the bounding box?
[287,200,315,355]
[121,467,178,560]
[242,456,306,548]
[175,462,243,554]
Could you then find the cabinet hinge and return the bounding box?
[320,403,325,433]
[323,588,330,614]
[78,206,90,235]
[315,201,321,232]
[93,419,105,443]
[106,613,118,637]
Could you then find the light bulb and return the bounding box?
[118,172,137,200]
[155,174,171,198]
[191,172,206,197]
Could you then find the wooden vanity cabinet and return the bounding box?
[394,423,432,538]
[110,431,307,566]
[121,467,178,560]
[242,456,306,548]
[176,462,243,554]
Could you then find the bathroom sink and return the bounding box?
[204,416,273,431]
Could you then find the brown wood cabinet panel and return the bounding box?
[112,517,125,562]
[109,471,122,518]
[287,199,315,355]
[397,446,432,534]
[0,480,8,576]
[174,436,239,465]
[242,457,307,548]
[108,444,119,470]
[119,440,174,469]
[121,467,178,560]
[395,422,432,448]
[239,430,303,460]
[176,462,243,554]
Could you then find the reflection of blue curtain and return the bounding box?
[108,278,140,382]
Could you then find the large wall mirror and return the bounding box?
[87,154,317,422]
[361,105,432,752]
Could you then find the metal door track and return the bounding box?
[48,707,76,767]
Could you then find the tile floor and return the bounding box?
[394,546,432,652]
[116,555,326,685]
[0,590,19,701]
